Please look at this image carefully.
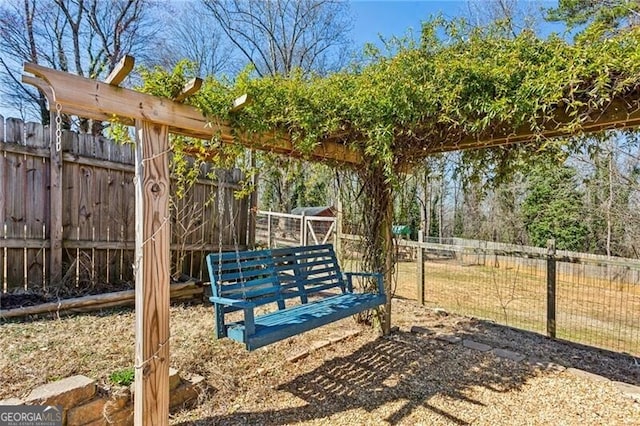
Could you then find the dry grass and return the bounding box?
[1,298,639,425]
[392,257,640,356]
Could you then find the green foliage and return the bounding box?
[546,0,640,33]
[394,178,420,239]
[133,19,640,285]
[109,368,135,387]
[522,163,588,251]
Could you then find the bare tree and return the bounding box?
[201,0,353,77]
[466,0,544,36]
[0,0,159,125]
[200,0,354,214]
[161,4,235,77]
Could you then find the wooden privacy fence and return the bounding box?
[0,116,249,293]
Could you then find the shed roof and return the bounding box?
[291,206,336,216]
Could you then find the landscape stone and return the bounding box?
[287,351,309,363]
[170,376,205,410]
[104,406,133,425]
[25,375,96,409]
[433,308,448,316]
[612,381,640,401]
[169,367,181,391]
[0,398,23,405]
[462,339,492,352]
[66,397,106,425]
[566,368,610,383]
[436,334,462,344]
[492,348,526,362]
[525,357,566,371]
[410,325,433,335]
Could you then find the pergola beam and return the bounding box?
[415,98,640,156]
[231,94,251,112]
[23,62,362,165]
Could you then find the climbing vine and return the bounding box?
[134,19,640,330]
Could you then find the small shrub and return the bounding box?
[109,368,135,386]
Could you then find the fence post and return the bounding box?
[417,230,425,305]
[267,209,272,248]
[300,211,306,246]
[546,239,557,339]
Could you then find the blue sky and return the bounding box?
[350,0,565,48]
[351,0,467,46]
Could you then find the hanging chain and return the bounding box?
[55,103,62,152]
[227,174,245,297]
[217,171,225,294]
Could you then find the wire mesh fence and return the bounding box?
[343,235,640,357]
[555,258,640,355]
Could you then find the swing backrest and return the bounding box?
[206,248,285,312]
[271,244,346,304]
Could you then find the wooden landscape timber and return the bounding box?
[0,282,202,320]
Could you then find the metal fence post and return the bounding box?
[546,239,557,339]
[417,230,425,305]
[335,199,343,259]
[267,209,272,248]
[300,212,306,246]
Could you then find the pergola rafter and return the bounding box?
[22,56,640,425]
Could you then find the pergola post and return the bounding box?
[48,111,63,285]
[382,183,394,335]
[133,120,171,425]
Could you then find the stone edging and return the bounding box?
[408,325,640,403]
[0,368,206,425]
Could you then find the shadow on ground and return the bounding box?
[176,330,536,425]
[452,319,640,386]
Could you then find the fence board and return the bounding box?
[5,143,26,289]
[6,118,24,144]
[25,122,47,148]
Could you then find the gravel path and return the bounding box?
[2,298,639,425]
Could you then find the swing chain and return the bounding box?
[216,170,245,297]
[217,172,224,292]
[55,103,63,152]
[227,175,245,297]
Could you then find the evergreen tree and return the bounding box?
[522,164,588,251]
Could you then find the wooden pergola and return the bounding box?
[22,57,640,424]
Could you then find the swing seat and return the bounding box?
[206,244,386,351]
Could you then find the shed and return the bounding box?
[291,206,336,217]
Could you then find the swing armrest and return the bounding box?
[209,297,256,336]
[343,272,385,295]
[210,296,255,309]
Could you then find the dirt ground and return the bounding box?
[1,296,639,425]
